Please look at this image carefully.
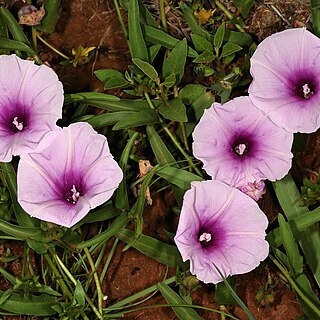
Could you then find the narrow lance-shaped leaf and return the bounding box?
[0,37,36,55]
[132,57,158,81]
[112,109,159,130]
[146,126,178,167]
[278,214,303,275]
[163,38,187,85]
[214,22,225,49]
[117,229,185,268]
[128,0,149,61]
[141,24,198,58]
[0,7,30,45]
[158,98,188,122]
[115,132,139,210]
[273,173,320,286]
[157,282,205,320]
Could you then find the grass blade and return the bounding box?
[157,282,205,320]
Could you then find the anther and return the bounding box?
[12,117,24,131]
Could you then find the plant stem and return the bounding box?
[36,32,70,60]
[84,247,104,316]
[44,253,73,300]
[214,0,246,33]
[144,93,202,176]
[114,0,128,39]
[269,254,320,317]
[159,0,168,31]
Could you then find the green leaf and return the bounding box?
[213,264,256,320]
[141,24,198,58]
[132,57,158,81]
[37,0,60,34]
[193,49,215,63]
[115,132,140,210]
[112,109,159,130]
[77,212,128,248]
[0,37,35,55]
[157,166,204,191]
[146,126,178,167]
[232,0,255,18]
[312,0,320,37]
[185,91,214,136]
[273,173,320,286]
[0,292,56,316]
[74,203,119,227]
[0,7,30,45]
[64,93,151,112]
[116,229,185,268]
[128,0,149,61]
[224,30,253,47]
[163,74,176,88]
[191,34,213,52]
[278,214,303,275]
[215,277,238,306]
[74,280,85,307]
[221,42,242,57]
[158,98,187,122]
[267,206,320,247]
[0,218,49,242]
[77,111,136,128]
[180,3,212,41]
[179,84,206,105]
[95,69,129,89]
[157,283,204,320]
[148,43,161,62]
[163,38,187,85]
[214,22,225,49]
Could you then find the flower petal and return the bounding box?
[192,97,293,187]
[0,54,63,161]
[17,122,123,227]
[174,180,269,284]
[249,28,320,133]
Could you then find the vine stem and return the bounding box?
[214,0,246,33]
[144,93,202,176]
[84,247,105,316]
[114,0,128,39]
[159,0,168,31]
[36,32,70,60]
[48,248,102,320]
[269,254,320,317]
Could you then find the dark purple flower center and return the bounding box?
[197,227,213,248]
[294,80,315,99]
[9,114,28,133]
[232,138,250,157]
[65,184,82,204]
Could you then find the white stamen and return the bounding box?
[12,117,24,131]
[70,185,80,204]
[235,143,246,155]
[199,232,211,242]
[302,83,311,98]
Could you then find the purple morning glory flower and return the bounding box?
[174,180,269,284]
[192,96,293,187]
[0,54,63,162]
[249,28,320,133]
[17,122,123,227]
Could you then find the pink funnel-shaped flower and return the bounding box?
[192,96,293,187]
[0,54,63,161]
[17,122,123,227]
[174,180,269,284]
[249,28,320,133]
